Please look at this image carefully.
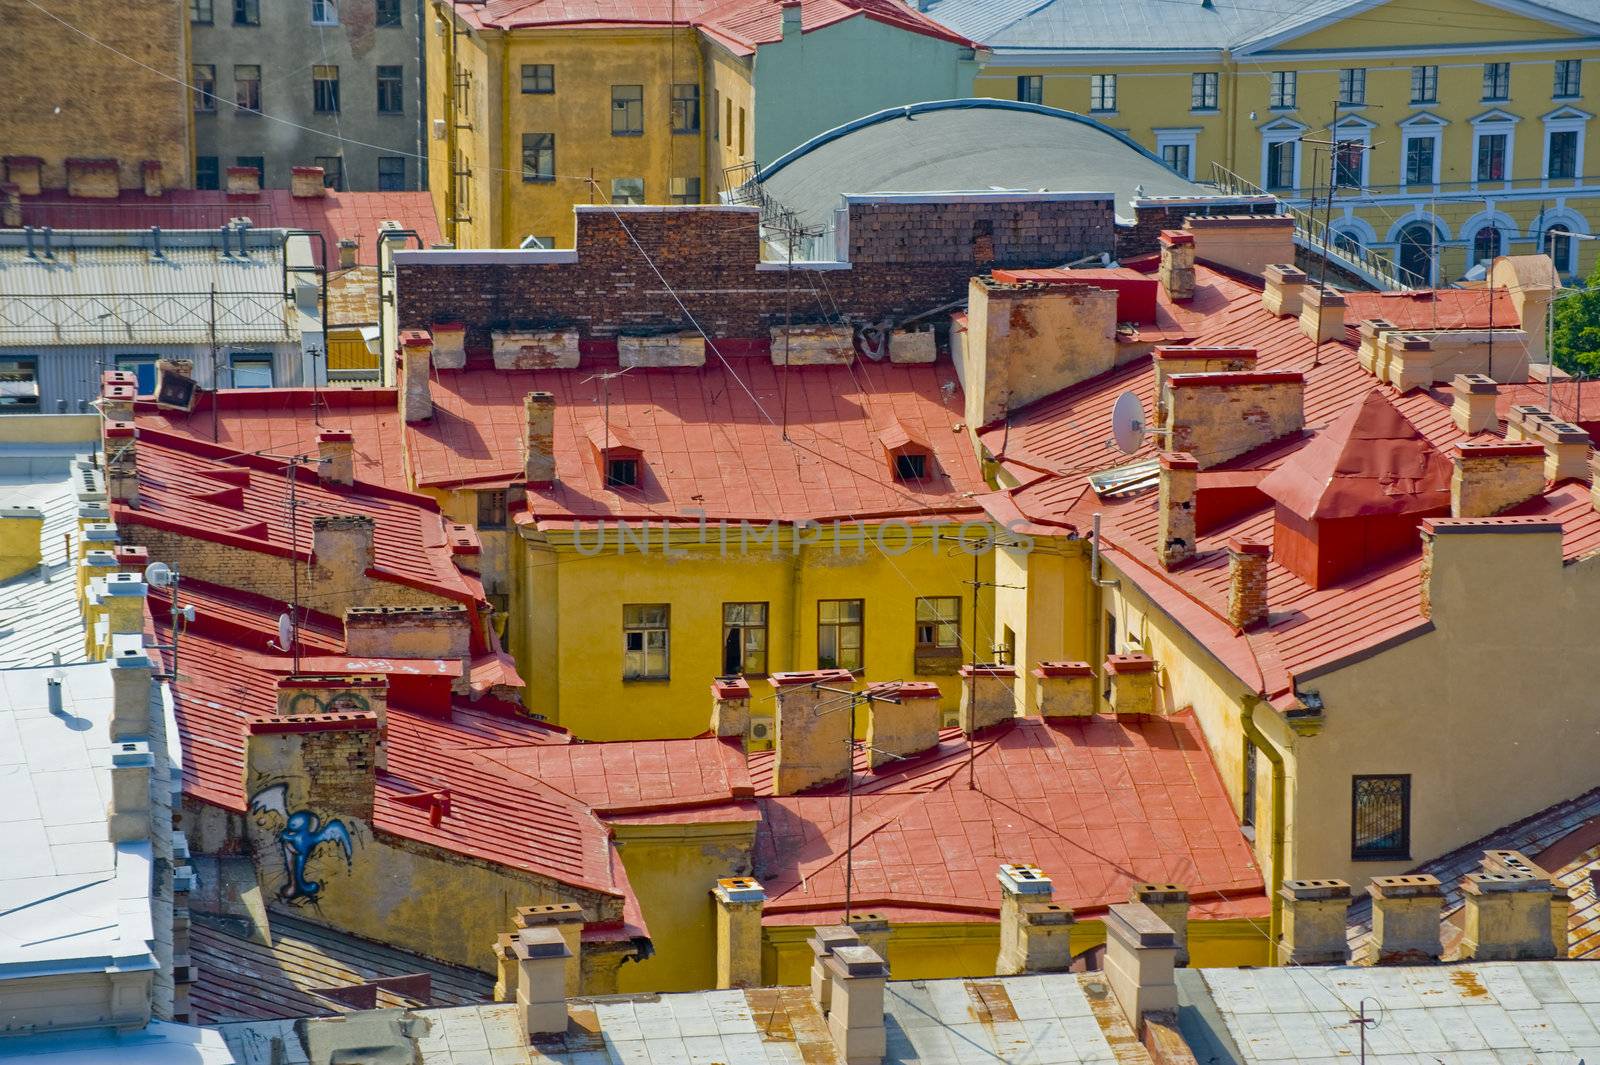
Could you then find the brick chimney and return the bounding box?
[1537,420,1591,482]
[710,676,752,744]
[622,331,707,368]
[107,740,155,843]
[1181,214,1296,278]
[492,328,581,370]
[1158,230,1195,302]
[996,864,1074,975]
[1157,451,1199,568]
[1366,874,1443,964]
[226,165,261,196]
[1153,347,1257,423]
[1384,333,1435,393]
[1105,653,1156,716]
[1226,537,1270,630]
[1421,516,1564,621]
[1451,373,1500,435]
[809,925,862,1011]
[431,321,467,370]
[1298,286,1346,344]
[318,429,355,486]
[104,422,139,505]
[862,681,941,765]
[771,670,855,795]
[958,664,1016,733]
[66,158,120,199]
[5,155,43,196]
[343,605,471,666]
[824,945,889,1065]
[512,927,571,1037]
[1261,263,1307,318]
[100,372,136,421]
[337,238,358,270]
[845,913,890,964]
[524,391,556,486]
[1277,879,1352,965]
[1031,661,1095,717]
[109,635,154,743]
[276,674,388,768]
[1482,851,1573,956]
[245,712,380,829]
[291,165,327,198]
[1450,441,1546,517]
[1130,884,1190,967]
[711,877,766,989]
[312,515,375,574]
[1165,371,1305,468]
[514,903,585,996]
[398,329,434,423]
[1103,902,1179,1032]
[1460,869,1557,961]
[1357,318,1396,376]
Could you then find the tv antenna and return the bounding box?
[1108,390,1171,454]
[144,561,196,683]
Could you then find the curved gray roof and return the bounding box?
[754,99,1218,234]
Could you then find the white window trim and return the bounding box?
[1331,116,1375,191]
[1154,128,1200,181]
[1469,109,1520,192]
[1260,118,1306,195]
[1398,111,1447,189]
[1541,105,1592,188]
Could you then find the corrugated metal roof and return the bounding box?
[0,228,295,347]
[0,453,88,667]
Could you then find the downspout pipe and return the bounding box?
[1090,513,1118,588]
[1240,694,1286,965]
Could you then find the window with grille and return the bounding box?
[722,602,768,676]
[1483,62,1510,101]
[1555,59,1582,99]
[521,64,553,94]
[377,66,403,113]
[234,0,258,25]
[670,176,700,204]
[1191,72,1218,111]
[1351,775,1410,860]
[521,133,554,182]
[893,453,927,481]
[1016,75,1042,105]
[818,599,864,672]
[1410,65,1437,104]
[193,65,216,112]
[1549,130,1579,180]
[1477,133,1508,181]
[376,0,401,26]
[612,85,643,135]
[623,605,669,680]
[1269,71,1296,109]
[1404,136,1435,185]
[477,489,507,529]
[672,84,700,133]
[313,65,340,113]
[1090,74,1116,113]
[914,596,961,675]
[1338,68,1366,106]
[235,64,261,112]
[191,0,213,24]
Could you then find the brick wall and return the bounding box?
[1117,202,1282,262]
[396,201,1118,348]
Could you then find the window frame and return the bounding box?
[375,0,401,26]
[1475,130,1510,184]
[1089,73,1117,114]
[310,0,338,24]
[1482,61,1511,102]
[722,601,770,677]
[913,595,962,675]
[521,132,555,183]
[1547,128,1580,181]
[1403,132,1439,187]
[893,452,928,481]
[234,64,262,113]
[377,156,406,191]
[0,355,41,412]
[1190,71,1219,112]
[476,489,508,529]
[1410,65,1438,105]
[233,0,259,25]
[376,65,404,114]
[314,156,345,191]
[1545,224,1576,275]
[1269,70,1297,110]
[1543,110,1588,186]
[606,455,640,486]
[1470,225,1504,267]
[1351,774,1411,862]
[1263,134,1300,192]
[196,155,220,190]
[669,175,700,205]
[193,64,217,113]
[817,598,865,673]
[1338,67,1366,107]
[521,64,554,95]
[671,83,700,134]
[1555,59,1582,99]
[1016,75,1042,105]
[191,0,214,25]
[313,64,341,115]
[623,604,670,681]
[229,352,275,389]
[610,178,645,206]
[1155,128,1199,181]
[611,84,644,136]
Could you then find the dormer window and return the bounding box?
[894,453,927,481]
[606,457,638,488]
[587,420,643,490]
[881,418,933,483]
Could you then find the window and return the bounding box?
[315,156,344,190]
[606,456,639,486]
[1017,75,1042,105]
[376,66,403,113]
[818,599,864,672]
[521,133,554,183]
[894,453,927,480]
[193,64,216,112]
[1549,129,1579,180]
[1333,139,1364,188]
[311,0,338,24]
[521,64,553,94]
[1191,72,1218,111]
[1546,225,1575,274]
[377,156,406,191]
[737,107,746,156]
[1404,135,1436,185]
[115,356,158,396]
[672,83,700,133]
[611,85,643,136]
[1161,143,1192,179]
[1352,775,1410,861]
[230,353,274,388]
[611,178,644,205]
[1266,140,1296,191]
[914,596,961,674]
[233,0,258,24]
[1477,133,1508,181]
[236,155,264,182]
[725,97,733,144]
[670,176,700,204]
[711,89,719,140]
[196,156,220,190]
[526,236,555,250]
[1338,67,1366,106]
[1397,222,1438,286]
[1269,71,1296,109]
[1090,74,1116,113]
[477,489,507,529]
[1483,62,1510,101]
[191,0,213,24]
[313,65,340,114]
[623,604,669,680]
[375,0,401,25]
[0,357,39,412]
[235,64,261,112]
[1471,226,1503,266]
[1241,741,1258,830]
[722,602,768,676]
[1555,59,1582,99]
[1410,65,1438,104]
[1330,226,1362,256]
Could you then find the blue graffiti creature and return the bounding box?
[250,784,355,904]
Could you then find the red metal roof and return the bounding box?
[412,359,990,525]
[1343,287,1519,331]
[13,189,440,266]
[750,715,1266,925]
[454,0,723,29]
[695,0,973,55]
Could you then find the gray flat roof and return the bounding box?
[0,448,91,668]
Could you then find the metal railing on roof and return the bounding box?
[0,290,294,343]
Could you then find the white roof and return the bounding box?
[0,1020,237,1064]
[0,448,92,668]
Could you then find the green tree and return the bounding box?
[1552,257,1600,376]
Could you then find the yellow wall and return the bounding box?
[326,329,379,372]
[704,41,756,199]
[511,523,995,740]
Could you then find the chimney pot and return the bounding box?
[1226,537,1270,630]
[107,740,155,843]
[1261,263,1307,318]
[1157,451,1199,569]
[1031,660,1096,717]
[524,391,556,487]
[399,330,434,423]
[291,165,328,199]
[1366,874,1444,964]
[1103,902,1179,1032]
[958,664,1017,733]
[1130,883,1190,967]
[1460,868,1557,961]
[109,637,154,742]
[512,926,572,1037]
[1451,373,1501,435]
[513,902,585,996]
[225,165,261,196]
[710,675,753,744]
[863,681,941,764]
[337,238,359,269]
[823,945,889,1064]
[318,429,355,487]
[809,925,862,1011]
[1298,286,1347,344]
[1277,879,1352,965]
[1105,653,1157,716]
[712,877,766,989]
[1158,230,1196,302]
[1450,440,1545,517]
[771,670,855,795]
[1358,318,1396,377]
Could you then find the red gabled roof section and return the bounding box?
[695,0,974,56]
[1258,389,1453,520]
[749,715,1266,925]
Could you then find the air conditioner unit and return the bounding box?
[432,118,447,141]
[750,721,770,740]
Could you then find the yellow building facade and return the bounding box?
[949,0,1600,287]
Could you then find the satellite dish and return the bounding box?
[277,612,293,651]
[1110,391,1149,454]
[144,561,173,588]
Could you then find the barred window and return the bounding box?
[477,489,507,529]
[1352,775,1410,860]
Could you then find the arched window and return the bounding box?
[1330,227,1363,256]
[1545,224,1574,274]
[1397,222,1439,286]
[1471,226,1503,267]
